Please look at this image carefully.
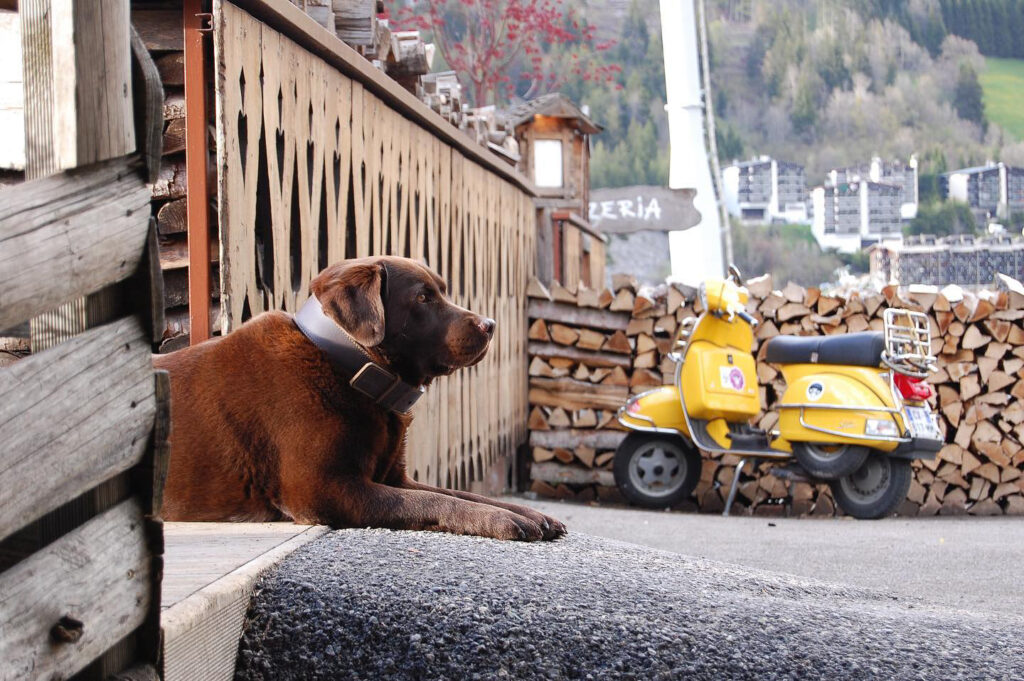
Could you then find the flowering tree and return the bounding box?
[391,0,619,105]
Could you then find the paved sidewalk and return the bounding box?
[509,496,1024,617]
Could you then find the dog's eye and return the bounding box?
[417,293,427,303]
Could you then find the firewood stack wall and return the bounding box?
[525,273,1024,517]
[133,3,221,352]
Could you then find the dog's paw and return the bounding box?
[540,514,567,540]
[485,509,544,541]
[502,505,567,541]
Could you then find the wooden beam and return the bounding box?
[0,156,150,330]
[527,299,630,332]
[21,0,135,174]
[0,316,155,542]
[0,11,24,170]
[184,0,211,344]
[529,377,629,411]
[131,9,183,51]
[0,500,152,680]
[530,462,615,486]
[529,429,628,450]
[527,341,631,369]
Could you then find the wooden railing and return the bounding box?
[0,3,166,677]
[213,0,536,489]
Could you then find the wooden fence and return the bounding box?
[0,3,166,679]
[212,0,536,489]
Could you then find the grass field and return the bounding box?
[981,57,1024,141]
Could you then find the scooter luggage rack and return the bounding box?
[880,308,936,378]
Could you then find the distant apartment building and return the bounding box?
[811,179,903,253]
[722,157,808,223]
[870,234,1024,287]
[826,156,919,220]
[945,162,1024,225]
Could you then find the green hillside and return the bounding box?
[981,58,1024,141]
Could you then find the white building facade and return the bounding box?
[811,179,903,253]
[945,162,1024,225]
[722,157,808,224]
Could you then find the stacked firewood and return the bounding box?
[525,273,1024,516]
[417,72,464,127]
[133,7,221,351]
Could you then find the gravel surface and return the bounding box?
[235,530,1023,681]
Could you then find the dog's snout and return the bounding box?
[476,317,496,337]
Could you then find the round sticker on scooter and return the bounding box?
[806,381,825,401]
[719,366,746,391]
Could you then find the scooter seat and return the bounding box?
[764,332,885,367]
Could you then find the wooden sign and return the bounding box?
[588,185,700,234]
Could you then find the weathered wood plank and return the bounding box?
[0,156,150,329]
[0,316,155,542]
[530,461,615,486]
[529,429,628,450]
[527,341,631,369]
[529,386,627,412]
[0,500,152,681]
[527,298,630,331]
[0,11,23,171]
[131,9,182,51]
[130,23,165,183]
[27,0,136,171]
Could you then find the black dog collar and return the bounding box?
[293,295,424,414]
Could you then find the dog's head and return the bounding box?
[309,256,495,386]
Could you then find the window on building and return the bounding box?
[533,139,563,188]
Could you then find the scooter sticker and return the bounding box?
[720,366,746,391]
[806,382,825,401]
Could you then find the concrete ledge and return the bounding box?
[161,524,329,681]
[235,530,1024,680]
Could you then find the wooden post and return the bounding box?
[184,0,212,344]
[21,0,135,350]
[21,0,134,176]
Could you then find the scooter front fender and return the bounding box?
[617,385,691,437]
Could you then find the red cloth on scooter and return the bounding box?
[764,332,885,367]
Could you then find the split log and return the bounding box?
[527,300,631,333]
[547,407,570,428]
[609,289,635,312]
[527,342,630,369]
[529,377,629,411]
[575,328,606,351]
[529,429,627,450]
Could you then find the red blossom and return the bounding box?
[392,0,619,105]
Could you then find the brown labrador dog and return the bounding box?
[155,256,565,541]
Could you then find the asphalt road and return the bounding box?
[236,529,1024,681]
[509,496,1024,617]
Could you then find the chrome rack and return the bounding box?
[880,308,937,378]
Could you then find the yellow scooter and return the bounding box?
[614,267,943,519]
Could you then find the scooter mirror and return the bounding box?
[728,264,743,284]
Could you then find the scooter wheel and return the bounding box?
[830,455,912,519]
[792,442,869,479]
[613,433,702,509]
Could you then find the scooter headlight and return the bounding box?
[865,418,899,437]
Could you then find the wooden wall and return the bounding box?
[214,1,535,489]
[0,2,166,677]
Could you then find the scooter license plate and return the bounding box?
[904,406,940,439]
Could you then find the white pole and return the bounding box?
[660,0,724,284]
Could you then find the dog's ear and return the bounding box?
[310,260,386,346]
